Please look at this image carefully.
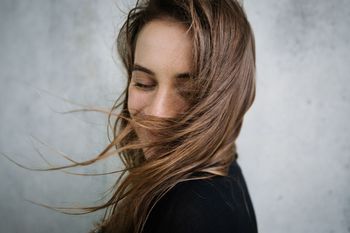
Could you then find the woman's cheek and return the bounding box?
[128,88,148,115]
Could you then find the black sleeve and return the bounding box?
[142,177,257,233]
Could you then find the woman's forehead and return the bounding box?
[134,19,193,77]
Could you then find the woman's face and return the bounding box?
[127,19,193,144]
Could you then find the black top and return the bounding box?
[142,160,258,233]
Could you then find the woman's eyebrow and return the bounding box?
[132,64,155,76]
[132,63,192,79]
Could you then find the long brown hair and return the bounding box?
[92,0,255,232]
[8,0,255,232]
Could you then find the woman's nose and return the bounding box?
[145,89,178,118]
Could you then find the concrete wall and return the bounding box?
[0,0,349,232]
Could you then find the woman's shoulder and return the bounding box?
[170,160,248,209]
[142,160,258,233]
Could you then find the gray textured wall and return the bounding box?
[0,0,349,233]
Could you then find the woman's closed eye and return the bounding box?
[133,82,156,90]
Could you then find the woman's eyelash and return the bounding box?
[133,82,155,89]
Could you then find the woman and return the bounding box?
[83,0,256,232]
[1,0,256,232]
